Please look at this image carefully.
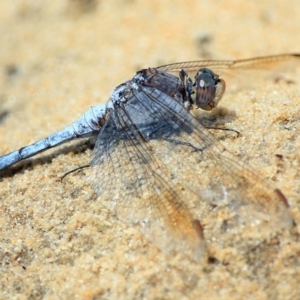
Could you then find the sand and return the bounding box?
[1,1,300,299]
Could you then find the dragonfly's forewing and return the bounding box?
[158,54,300,91]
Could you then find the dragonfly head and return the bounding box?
[193,68,226,111]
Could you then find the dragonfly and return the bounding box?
[0,54,299,260]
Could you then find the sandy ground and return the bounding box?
[1,1,300,299]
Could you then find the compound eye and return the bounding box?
[195,68,226,111]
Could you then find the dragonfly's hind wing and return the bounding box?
[87,109,205,259]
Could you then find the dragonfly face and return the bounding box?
[179,67,226,111]
[193,68,226,111]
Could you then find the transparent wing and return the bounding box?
[88,106,205,260]
[87,83,292,257]
[157,53,300,90]
[135,85,293,246]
